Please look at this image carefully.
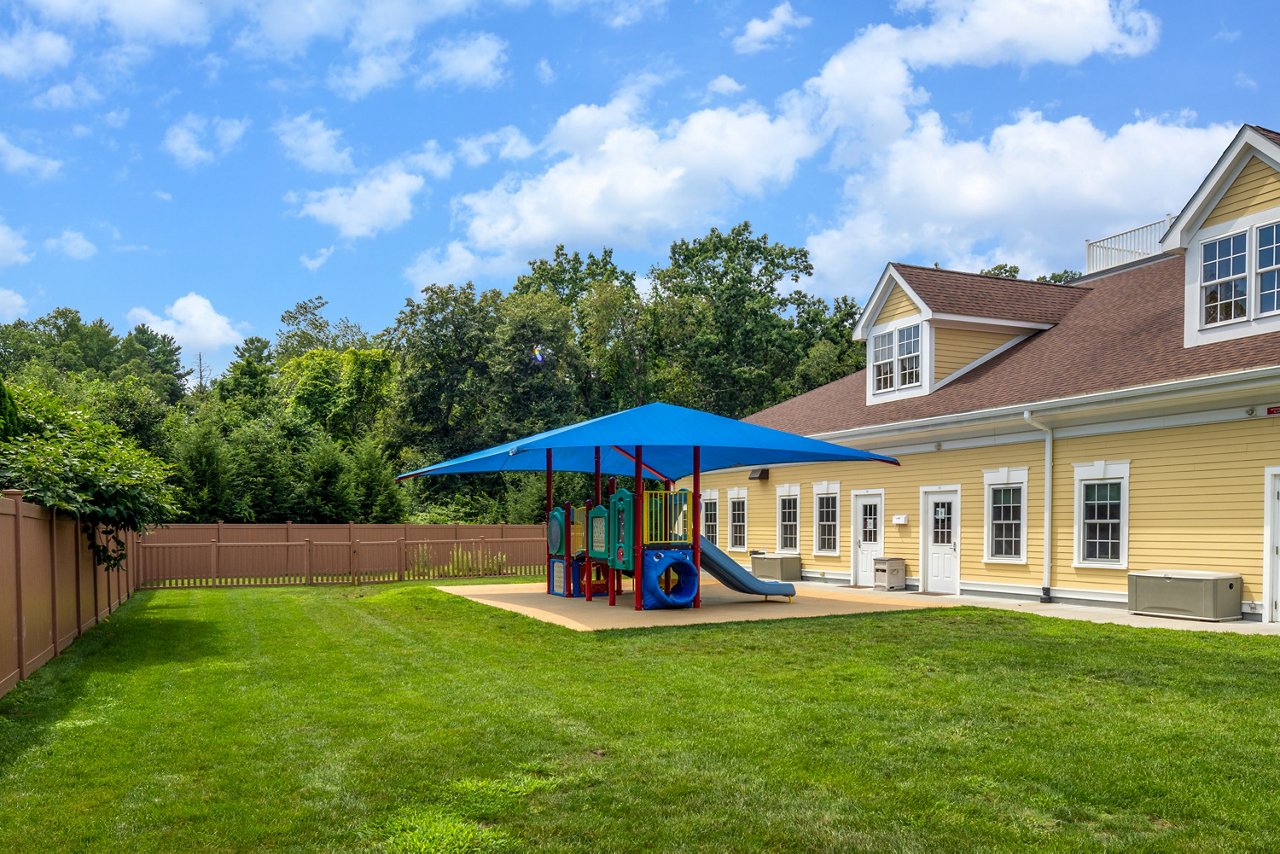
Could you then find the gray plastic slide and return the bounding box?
[698,536,796,599]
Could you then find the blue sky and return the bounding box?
[0,1,1272,371]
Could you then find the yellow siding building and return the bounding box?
[695,125,1280,622]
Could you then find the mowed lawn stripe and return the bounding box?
[2,583,1280,852]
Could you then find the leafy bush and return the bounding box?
[0,383,175,571]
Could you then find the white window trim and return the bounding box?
[700,489,719,541]
[866,318,932,405]
[1184,209,1280,348]
[1198,229,1249,329]
[727,486,748,552]
[812,480,841,556]
[1072,460,1130,569]
[982,466,1028,565]
[1257,217,1280,319]
[776,483,800,554]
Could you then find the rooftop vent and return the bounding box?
[1085,215,1174,274]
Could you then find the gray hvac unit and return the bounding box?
[874,557,906,591]
[1127,570,1243,622]
[751,552,801,581]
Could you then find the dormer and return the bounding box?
[853,263,1086,406]
[1160,124,1280,349]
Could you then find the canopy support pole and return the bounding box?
[692,446,701,608]
[545,449,553,595]
[634,446,644,611]
[594,447,602,504]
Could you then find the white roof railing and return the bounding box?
[1084,216,1174,274]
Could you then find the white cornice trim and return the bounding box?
[929,312,1054,331]
[1161,125,1280,251]
[853,265,930,340]
[810,364,1280,445]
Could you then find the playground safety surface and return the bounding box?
[440,578,952,631]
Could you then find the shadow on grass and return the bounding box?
[0,591,227,777]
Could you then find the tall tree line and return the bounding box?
[1,222,868,524]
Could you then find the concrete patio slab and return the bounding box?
[442,577,1280,634]
[439,578,948,631]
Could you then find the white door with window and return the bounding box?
[925,491,959,594]
[852,493,882,586]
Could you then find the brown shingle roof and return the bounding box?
[892,263,1089,325]
[1252,124,1280,147]
[748,254,1280,435]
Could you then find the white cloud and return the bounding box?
[295,165,425,239]
[732,2,811,54]
[274,112,355,173]
[153,189,173,201]
[413,82,821,283]
[0,223,31,268]
[1235,71,1258,91]
[421,32,507,89]
[400,141,454,179]
[162,113,250,167]
[0,23,73,79]
[806,112,1236,295]
[707,74,744,96]
[547,0,667,28]
[0,133,62,179]
[27,0,214,45]
[0,289,27,321]
[300,245,335,270]
[33,75,101,109]
[535,58,555,85]
[103,108,130,128]
[807,0,1160,157]
[328,46,411,100]
[457,126,535,167]
[43,229,97,260]
[126,292,242,352]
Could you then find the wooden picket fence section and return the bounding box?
[2,490,139,700]
[136,522,548,590]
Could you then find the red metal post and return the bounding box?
[546,449,553,595]
[634,446,644,611]
[692,446,701,608]
[594,447,602,504]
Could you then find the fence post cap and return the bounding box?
[2,488,23,499]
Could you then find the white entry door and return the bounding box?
[925,491,959,594]
[852,493,882,586]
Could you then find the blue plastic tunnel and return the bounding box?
[641,549,699,609]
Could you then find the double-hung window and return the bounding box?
[1201,232,1248,325]
[702,491,719,544]
[776,484,799,553]
[1259,223,1280,315]
[1073,460,1130,567]
[812,481,840,555]
[871,323,922,393]
[983,467,1027,563]
[728,487,747,551]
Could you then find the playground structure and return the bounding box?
[398,402,899,612]
[548,478,702,609]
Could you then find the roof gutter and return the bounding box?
[810,363,1280,446]
[1022,411,1054,603]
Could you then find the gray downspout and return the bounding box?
[1023,411,1053,603]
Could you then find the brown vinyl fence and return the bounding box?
[136,522,548,590]
[2,489,139,700]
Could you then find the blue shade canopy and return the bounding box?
[397,402,897,481]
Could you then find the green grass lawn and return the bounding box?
[2,583,1279,852]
